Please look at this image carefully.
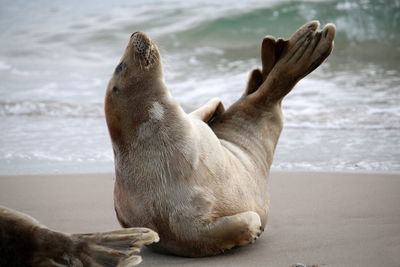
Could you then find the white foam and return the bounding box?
[194,46,224,56]
[0,60,11,71]
[0,101,103,118]
[336,2,358,11]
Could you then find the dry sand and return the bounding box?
[0,172,399,267]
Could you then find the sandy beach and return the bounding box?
[1,171,399,267]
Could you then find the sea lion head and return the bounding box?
[105,32,165,146]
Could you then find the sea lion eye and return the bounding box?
[112,86,120,94]
[115,62,124,74]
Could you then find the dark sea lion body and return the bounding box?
[0,206,158,266]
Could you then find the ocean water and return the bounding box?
[0,0,399,175]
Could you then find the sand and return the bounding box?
[1,171,399,267]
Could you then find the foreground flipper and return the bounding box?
[0,206,159,266]
[189,97,225,123]
[73,228,159,266]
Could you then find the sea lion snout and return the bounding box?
[131,32,152,55]
[128,32,159,69]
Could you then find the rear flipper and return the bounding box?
[244,21,335,104]
[209,21,335,140]
[0,206,159,266]
[250,21,336,103]
[244,35,280,96]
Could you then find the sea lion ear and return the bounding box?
[189,98,225,123]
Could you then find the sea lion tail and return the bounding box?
[72,227,159,266]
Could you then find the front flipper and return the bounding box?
[189,97,225,123]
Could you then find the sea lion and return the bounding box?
[0,206,159,266]
[105,21,335,257]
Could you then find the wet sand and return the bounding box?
[1,172,399,266]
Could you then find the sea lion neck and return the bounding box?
[105,32,173,151]
[108,78,182,148]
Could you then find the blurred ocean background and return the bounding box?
[0,0,399,175]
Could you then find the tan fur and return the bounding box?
[190,97,225,123]
[105,22,336,257]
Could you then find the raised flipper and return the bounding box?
[244,36,278,96]
[209,21,335,134]
[190,97,225,123]
[244,21,335,104]
[244,68,263,96]
[261,36,278,78]
[251,21,336,104]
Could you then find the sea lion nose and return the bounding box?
[131,32,138,38]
